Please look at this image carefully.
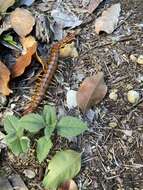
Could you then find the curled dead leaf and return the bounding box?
[0,61,12,96]
[11,36,37,78]
[95,3,121,34]
[10,8,35,37]
[58,180,78,190]
[76,72,107,112]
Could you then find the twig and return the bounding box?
[114,11,133,31]
[126,97,143,112]
[80,35,135,57]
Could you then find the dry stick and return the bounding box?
[126,97,143,112]
[114,11,133,32]
[80,35,135,57]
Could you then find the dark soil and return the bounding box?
[1,0,143,189]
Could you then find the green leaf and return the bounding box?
[6,135,22,156]
[20,136,30,153]
[43,150,81,190]
[44,126,55,139]
[3,35,17,46]
[4,115,20,134]
[6,134,30,156]
[43,105,57,127]
[37,137,53,163]
[20,113,45,133]
[57,116,88,137]
[5,133,17,144]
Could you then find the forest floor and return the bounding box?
[0,0,143,189]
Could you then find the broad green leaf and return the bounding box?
[4,115,23,135]
[6,134,30,156]
[43,105,57,127]
[43,150,81,189]
[20,136,30,153]
[44,126,55,139]
[20,113,45,133]
[37,137,53,163]
[5,133,17,144]
[6,136,22,156]
[57,116,88,137]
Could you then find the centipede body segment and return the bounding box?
[22,33,76,115]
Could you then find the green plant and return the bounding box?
[4,105,87,163]
[43,149,81,190]
[4,105,88,189]
[4,115,30,156]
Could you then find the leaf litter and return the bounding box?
[1,0,143,190]
[11,36,37,78]
[0,0,15,13]
[95,3,121,34]
[0,61,12,96]
[10,8,35,37]
[76,72,107,112]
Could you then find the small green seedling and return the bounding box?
[4,105,88,189]
[4,105,87,163]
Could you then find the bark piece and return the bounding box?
[0,177,13,190]
[9,174,28,190]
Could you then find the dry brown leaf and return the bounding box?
[88,0,103,14]
[0,0,15,13]
[58,180,78,190]
[11,36,37,78]
[10,8,35,37]
[95,3,121,34]
[76,72,107,112]
[0,61,12,96]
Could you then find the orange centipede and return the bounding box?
[22,33,76,115]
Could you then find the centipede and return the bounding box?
[22,33,76,115]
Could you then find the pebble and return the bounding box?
[66,90,77,109]
[127,90,140,104]
[23,169,35,179]
[108,122,118,128]
[130,54,137,62]
[137,55,143,65]
[109,89,118,101]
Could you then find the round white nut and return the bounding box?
[127,90,140,104]
[137,55,143,65]
[109,89,118,101]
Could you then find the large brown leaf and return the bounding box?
[76,72,107,112]
[10,8,35,37]
[11,36,37,78]
[0,61,12,96]
[95,3,121,34]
